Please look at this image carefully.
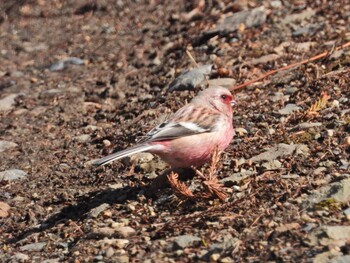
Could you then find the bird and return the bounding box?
[93,86,236,168]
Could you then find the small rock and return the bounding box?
[99,238,129,249]
[283,86,298,94]
[250,143,309,162]
[340,159,349,170]
[49,57,85,71]
[222,170,255,186]
[0,94,20,112]
[292,23,323,37]
[74,134,91,143]
[282,8,316,24]
[313,251,343,263]
[0,201,10,218]
[304,178,350,208]
[20,242,46,252]
[205,6,266,35]
[21,42,48,52]
[0,169,28,181]
[0,140,18,152]
[105,247,115,258]
[262,160,282,170]
[270,0,282,8]
[116,255,129,263]
[130,152,154,163]
[343,208,350,220]
[90,227,115,238]
[115,226,136,238]
[115,239,130,249]
[313,167,326,175]
[167,65,213,92]
[210,253,220,261]
[88,203,110,218]
[234,127,248,136]
[278,103,301,115]
[11,253,29,261]
[308,226,350,247]
[103,140,111,147]
[330,255,350,263]
[345,137,350,146]
[269,92,285,102]
[221,257,235,263]
[40,89,63,99]
[173,235,201,250]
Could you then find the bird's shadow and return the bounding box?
[6,184,145,244]
[6,168,195,245]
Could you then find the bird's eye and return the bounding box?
[221,95,227,100]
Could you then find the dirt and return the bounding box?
[1,0,350,262]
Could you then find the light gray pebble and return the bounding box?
[20,242,46,252]
[0,140,18,153]
[0,169,28,181]
[172,235,201,250]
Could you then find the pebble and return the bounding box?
[205,6,266,35]
[73,134,91,143]
[345,137,350,146]
[39,89,63,99]
[172,235,201,250]
[116,255,129,263]
[0,140,18,152]
[221,257,235,263]
[49,57,85,71]
[270,0,282,8]
[0,94,20,112]
[303,178,350,208]
[20,242,46,252]
[278,103,301,115]
[103,139,111,147]
[130,152,154,163]
[250,143,309,162]
[284,87,298,94]
[11,253,29,261]
[115,226,136,238]
[0,169,28,181]
[105,247,115,257]
[88,203,110,218]
[262,160,282,170]
[167,65,212,92]
[210,253,220,261]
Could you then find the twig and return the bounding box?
[231,41,350,91]
[186,47,200,68]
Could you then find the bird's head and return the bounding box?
[193,86,236,116]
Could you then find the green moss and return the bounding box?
[290,130,318,144]
[315,198,341,211]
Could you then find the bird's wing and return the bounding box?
[140,105,222,143]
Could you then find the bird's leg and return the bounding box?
[195,147,228,201]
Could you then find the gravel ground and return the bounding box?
[1,0,350,262]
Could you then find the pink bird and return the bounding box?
[93,86,236,168]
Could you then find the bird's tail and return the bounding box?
[92,144,155,166]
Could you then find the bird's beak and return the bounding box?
[230,99,237,106]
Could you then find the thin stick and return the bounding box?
[186,48,200,68]
[231,41,350,91]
